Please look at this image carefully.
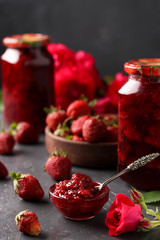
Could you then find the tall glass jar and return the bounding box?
[1,34,54,132]
[118,58,160,190]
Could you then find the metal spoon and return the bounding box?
[96,152,160,191]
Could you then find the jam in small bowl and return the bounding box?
[49,173,109,220]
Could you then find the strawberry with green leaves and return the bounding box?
[71,115,90,136]
[10,122,38,144]
[10,172,44,200]
[15,210,41,236]
[45,150,72,181]
[45,106,66,131]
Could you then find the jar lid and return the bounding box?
[2,34,50,48]
[124,58,160,76]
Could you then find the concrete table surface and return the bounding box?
[0,135,160,240]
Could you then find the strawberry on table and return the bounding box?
[45,150,72,181]
[66,100,91,118]
[71,115,90,136]
[45,107,66,131]
[10,122,38,144]
[15,210,41,236]
[10,172,44,200]
[0,161,8,178]
[82,118,107,143]
[0,131,15,155]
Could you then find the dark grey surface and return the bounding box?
[0,134,160,240]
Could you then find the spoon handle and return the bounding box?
[98,152,160,190]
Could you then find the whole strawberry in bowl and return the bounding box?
[82,117,107,143]
[66,100,91,119]
[10,121,38,144]
[45,106,66,131]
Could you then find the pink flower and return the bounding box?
[93,96,117,114]
[47,43,105,109]
[75,50,95,68]
[105,72,128,106]
[105,193,143,236]
[47,43,75,70]
[54,66,96,109]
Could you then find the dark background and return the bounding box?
[0,0,160,80]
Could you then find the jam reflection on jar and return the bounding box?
[1,34,54,132]
[49,173,109,220]
[118,58,160,190]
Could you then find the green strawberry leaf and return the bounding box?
[52,150,60,157]
[60,150,68,157]
[10,122,17,130]
[10,172,17,179]
[143,191,160,203]
[44,106,57,114]
[64,135,73,140]
[89,99,98,108]
[103,75,114,85]
[80,95,88,102]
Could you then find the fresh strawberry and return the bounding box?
[10,122,38,144]
[72,135,84,141]
[15,210,41,236]
[66,100,91,118]
[82,118,107,143]
[71,115,90,135]
[0,132,15,154]
[10,172,44,200]
[45,150,72,181]
[105,126,118,142]
[45,107,66,131]
[0,161,8,178]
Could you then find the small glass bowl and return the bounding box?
[49,183,109,220]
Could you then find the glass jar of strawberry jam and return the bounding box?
[118,58,160,190]
[1,34,54,132]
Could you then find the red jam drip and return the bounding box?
[49,173,109,220]
[118,68,160,190]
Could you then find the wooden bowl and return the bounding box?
[45,127,117,169]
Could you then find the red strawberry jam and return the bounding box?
[49,173,109,220]
[118,59,160,190]
[1,34,54,132]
